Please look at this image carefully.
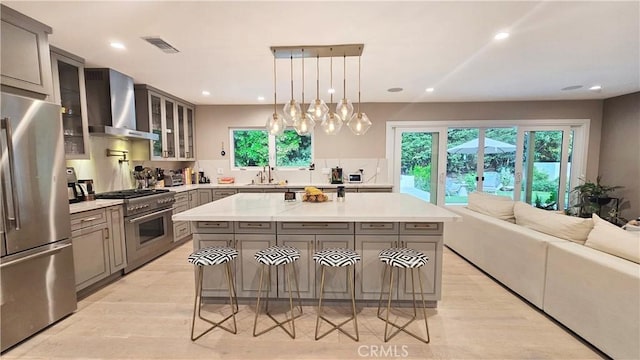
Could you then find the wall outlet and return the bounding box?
[217,168,224,175]
[321,168,331,175]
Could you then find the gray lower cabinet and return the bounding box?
[193,232,235,298]
[196,189,212,205]
[106,206,127,273]
[276,222,354,300]
[397,222,442,301]
[354,222,441,302]
[172,191,191,242]
[71,222,110,291]
[189,219,441,304]
[71,205,126,292]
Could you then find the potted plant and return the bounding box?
[571,176,623,217]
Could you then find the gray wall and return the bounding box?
[600,92,640,220]
[195,100,604,179]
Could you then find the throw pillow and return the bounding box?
[585,214,640,264]
[514,201,593,244]
[467,191,515,222]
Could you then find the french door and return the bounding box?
[392,127,447,204]
[514,126,573,210]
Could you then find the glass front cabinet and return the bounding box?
[50,47,90,159]
[134,84,195,161]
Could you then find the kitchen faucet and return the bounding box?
[257,168,265,184]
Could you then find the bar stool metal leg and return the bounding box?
[377,265,430,343]
[315,265,359,341]
[190,262,238,341]
[253,262,303,338]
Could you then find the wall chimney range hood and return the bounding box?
[84,68,158,141]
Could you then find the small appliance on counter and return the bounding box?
[164,172,184,187]
[78,179,95,201]
[347,171,364,183]
[330,166,343,184]
[66,167,86,203]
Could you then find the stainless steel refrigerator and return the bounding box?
[1,92,77,352]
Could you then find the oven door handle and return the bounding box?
[127,208,173,224]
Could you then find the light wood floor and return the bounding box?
[3,241,605,360]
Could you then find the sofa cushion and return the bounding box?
[514,201,593,244]
[585,214,640,264]
[467,191,515,222]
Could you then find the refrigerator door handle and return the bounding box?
[0,243,72,269]
[0,117,20,230]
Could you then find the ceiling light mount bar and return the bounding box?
[270,44,364,59]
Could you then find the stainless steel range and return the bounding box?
[96,189,175,273]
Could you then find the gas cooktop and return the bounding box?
[95,188,170,199]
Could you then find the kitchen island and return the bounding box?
[173,193,460,307]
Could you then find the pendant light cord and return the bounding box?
[301,49,305,106]
[329,49,334,106]
[342,55,347,100]
[316,55,320,100]
[273,49,277,113]
[357,51,361,114]
[289,54,294,101]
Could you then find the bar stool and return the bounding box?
[188,246,239,341]
[313,248,361,341]
[253,245,303,338]
[377,247,430,343]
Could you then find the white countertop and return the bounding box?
[67,183,394,214]
[69,199,123,214]
[166,183,393,193]
[172,193,461,223]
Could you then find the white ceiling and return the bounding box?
[5,1,639,105]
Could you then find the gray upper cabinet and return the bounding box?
[50,47,90,159]
[135,84,195,161]
[1,5,53,98]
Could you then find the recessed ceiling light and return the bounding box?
[589,85,602,91]
[327,88,336,94]
[201,90,210,96]
[494,32,510,40]
[257,96,265,101]
[110,42,126,50]
[561,85,583,91]
[425,88,435,93]
[387,87,403,93]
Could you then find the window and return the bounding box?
[231,128,313,169]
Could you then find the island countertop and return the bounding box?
[172,192,461,223]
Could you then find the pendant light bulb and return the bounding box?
[336,55,353,122]
[293,49,315,136]
[267,49,285,136]
[321,112,343,135]
[321,53,342,135]
[283,54,301,125]
[267,113,285,136]
[307,55,328,122]
[347,52,371,135]
[347,112,371,135]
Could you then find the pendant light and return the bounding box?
[336,55,354,122]
[321,52,342,135]
[293,49,315,136]
[266,49,285,136]
[307,55,329,122]
[347,51,371,135]
[283,54,301,125]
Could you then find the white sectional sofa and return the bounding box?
[444,193,640,360]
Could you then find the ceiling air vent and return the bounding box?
[142,37,179,54]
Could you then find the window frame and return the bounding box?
[229,127,314,170]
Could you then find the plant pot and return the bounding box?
[588,196,612,205]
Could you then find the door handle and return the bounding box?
[0,243,72,269]
[1,118,20,230]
